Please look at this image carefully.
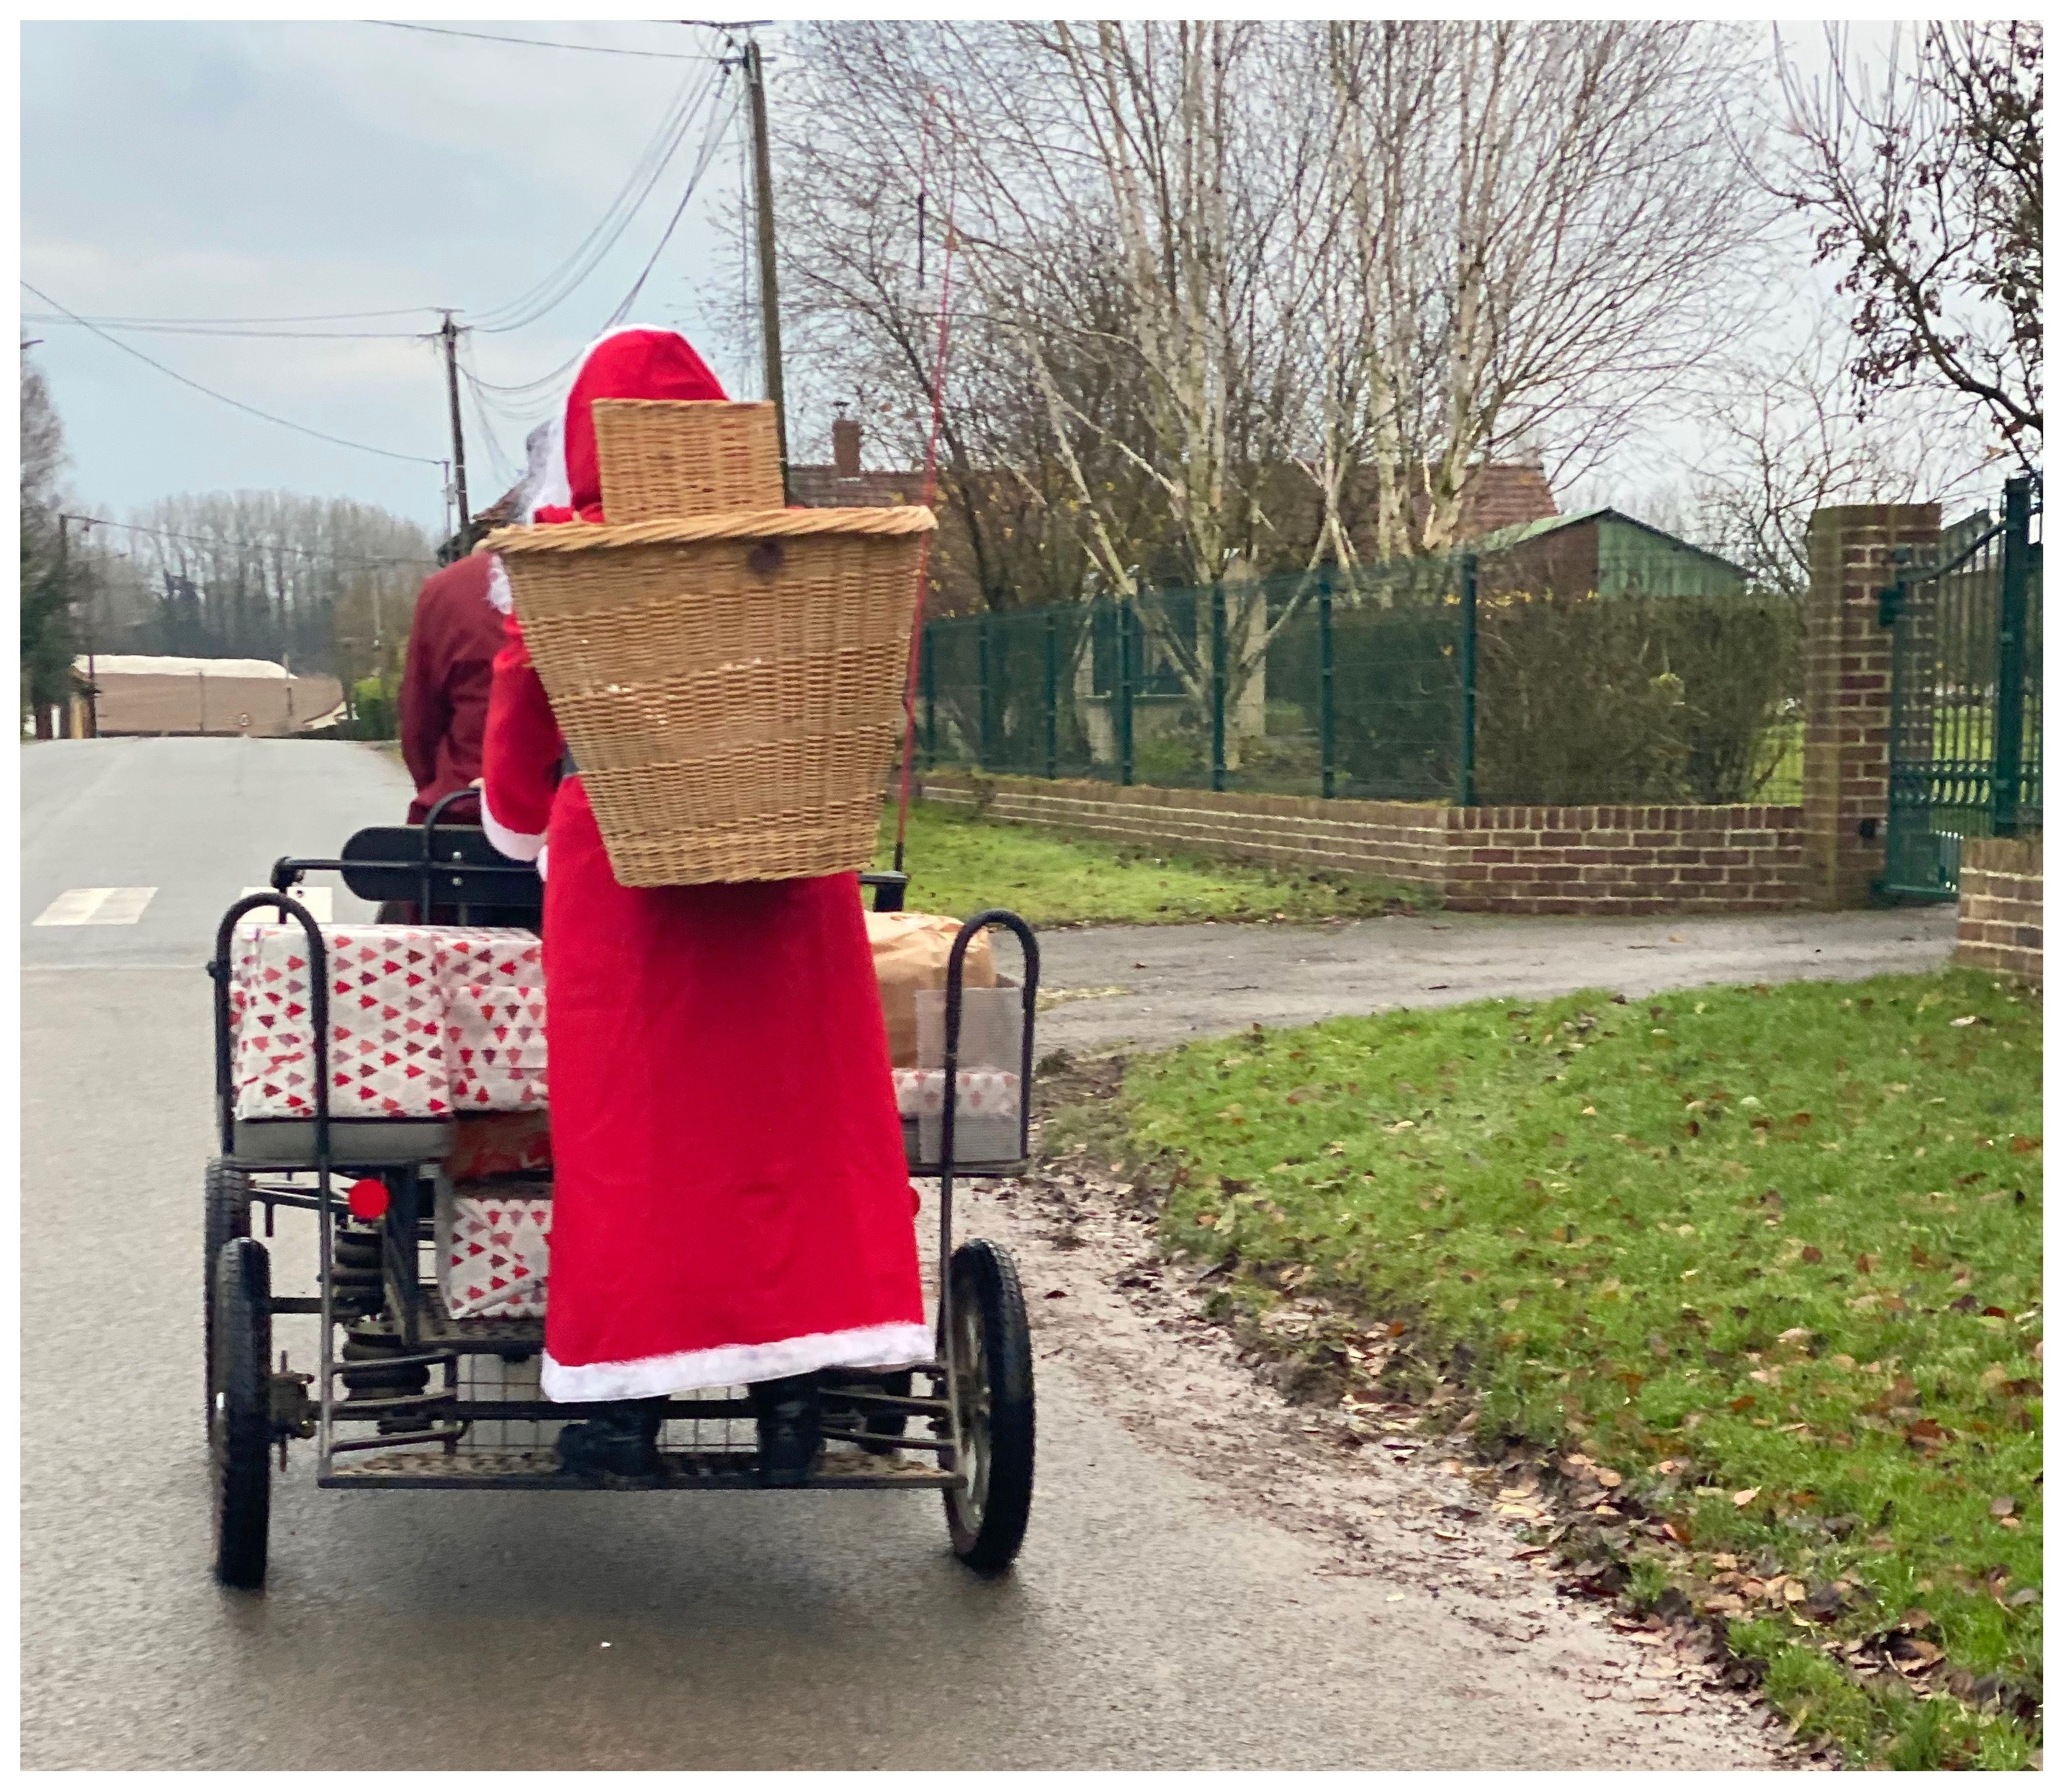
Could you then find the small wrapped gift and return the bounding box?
[445,985,549,1113]
[438,1186,552,1320]
[233,923,449,1119]
[866,910,997,1067]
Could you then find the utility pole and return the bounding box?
[77,519,99,738]
[49,511,68,740]
[439,313,472,552]
[741,33,791,499]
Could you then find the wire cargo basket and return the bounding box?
[488,506,935,886]
[591,399,784,520]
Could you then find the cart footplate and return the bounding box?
[318,1445,961,1492]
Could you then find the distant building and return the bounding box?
[71,655,344,738]
[1468,508,1749,599]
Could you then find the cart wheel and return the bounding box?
[202,1159,252,1431]
[210,1236,272,1590]
[941,1239,1035,1575]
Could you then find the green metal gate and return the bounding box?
[1876,475,2042,902]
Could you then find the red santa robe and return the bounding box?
[398,551,504,824]
[480,328,928,1401]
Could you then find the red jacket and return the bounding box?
[398,552,505,823]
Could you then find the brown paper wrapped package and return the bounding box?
[866,910,997,1067]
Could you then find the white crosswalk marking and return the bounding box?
[241,885,333,922]
[32,887,158,926]
[89,887,158,925]
[33,887,115,926]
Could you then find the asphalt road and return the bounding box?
[20,739,1940,1769]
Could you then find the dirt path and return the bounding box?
[1030,905,1956,1054]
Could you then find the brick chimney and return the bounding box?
[832,411,862,479]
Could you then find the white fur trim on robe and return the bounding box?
[542,1320,934,1402]
[485,555,513,615]
[480,791,546,866]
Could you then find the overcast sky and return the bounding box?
[22,19,777,534]
[22,19,1927,541]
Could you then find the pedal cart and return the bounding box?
[204,797,1040,1590]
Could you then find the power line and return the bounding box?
[369,20,719,61]
[472,60,727,333]
[23,281,446,467]
[22,312,426,341]
[454,81,740,424]
[16,302,438,326]
[607,81,745,326]
[62,513,436,570]
[465,346,588,400]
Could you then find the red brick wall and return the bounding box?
[914,774,1809,915]
[1802,504,1939,906]
[1442,803,1808,915]
[915,775,1450,897]
[1954,836,2042,984]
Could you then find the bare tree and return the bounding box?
[120,493,434,676]
[1321,21,1767,558]
[1766,22,2041,460]
[19,357,76,733]
[1682,320,1997,599]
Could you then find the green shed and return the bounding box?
[1468,507,1749,599]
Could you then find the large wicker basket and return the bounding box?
[487,507,935,886]
[591,399,784,520]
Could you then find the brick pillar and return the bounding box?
[1802,503,1939,907]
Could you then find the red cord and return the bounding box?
[892,98,957,877]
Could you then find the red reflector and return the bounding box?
[346,1178,390,1221]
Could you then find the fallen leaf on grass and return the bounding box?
[1991,1496,2017,1518]
[1731,1487,1762,1507]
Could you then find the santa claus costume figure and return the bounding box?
[480,328,929,1484]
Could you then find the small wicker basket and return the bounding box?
[488,507,935,886]
[591,399,784,520]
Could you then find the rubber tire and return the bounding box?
[203,1159,252,1432]
[941,1239,1035,1575]
[210,1237,273,1591]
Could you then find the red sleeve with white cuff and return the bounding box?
[480,604,562,878]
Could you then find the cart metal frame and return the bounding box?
[203,797,1039,1584]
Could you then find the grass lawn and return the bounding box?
[874,799,1423,926]
[1096,969,2041,1768]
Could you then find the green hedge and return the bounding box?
[1476,592,1801,806]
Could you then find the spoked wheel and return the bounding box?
[210,1236,273,1590]
[941,1239,1035,1575]
[202,1159,252,1431]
